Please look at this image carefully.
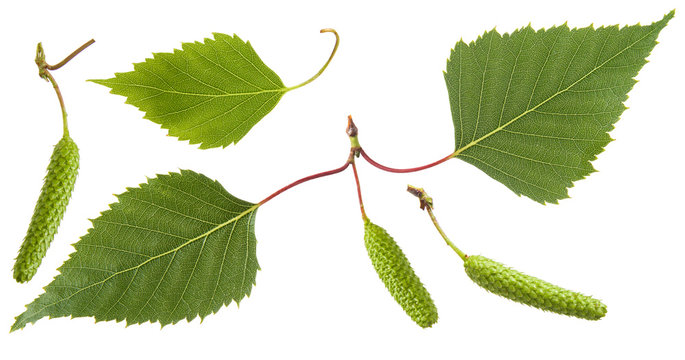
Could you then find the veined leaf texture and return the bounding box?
[445,11,673,204]
[12,170,259,331]
[92,33,287,149]
[12,12,674,331]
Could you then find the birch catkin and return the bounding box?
[13,135,79,283]
[464,255,607,320]
[364,220,438,328]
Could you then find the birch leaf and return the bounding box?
[445,11,673,204]
[12,170,259,331]
[91,34,287,149]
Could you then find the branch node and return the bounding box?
[407,185,433,210]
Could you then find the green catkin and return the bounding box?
[464,255,607,320]
[364,220,438,328]
[13,135,79,283]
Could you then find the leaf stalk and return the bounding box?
[285,28,339,91]
[258,155,352,206]
[360,148,453,174]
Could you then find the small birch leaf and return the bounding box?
[12,170,259,331]
[91,33,287,149]
[445,11,673,204]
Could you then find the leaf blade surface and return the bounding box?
[92,33,286,149]
[12,170,259,331]
[445,11,673,203]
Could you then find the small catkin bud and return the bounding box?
[13,135,79,283]
[464,255,607,320]
[364,220,438,328]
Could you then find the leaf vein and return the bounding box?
[472,33,494,142]
[460,153,565,197]
[219,37,281,89]
[501,129,605,142]
[125,196,220,226]
[170,234,209,318]
[206,220,238,316]
[19,204,259,322]
[498,29,527,127]
[186,41,266,91]
[96,219,191,241]
[473,143,588,170]
[178,93,261,135]
[211,92,281,147]
[133,252,176,323]
[158,55,227,95]
[454,23,661,157]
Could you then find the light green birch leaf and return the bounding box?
[91,33,287,149]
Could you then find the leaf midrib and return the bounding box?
[94,80,287,98]
[20,203,260,321]
[452,24,660,158]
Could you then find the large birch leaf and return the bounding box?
[12,170,259,331]
[91,33,287,149]
[445,11,673,204]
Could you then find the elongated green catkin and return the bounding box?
[464,255,607,320]
[364,220,438,328]
[13,135,79,283]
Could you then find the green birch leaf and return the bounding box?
[445,11,673,204]
[12,170,259,331]
[91,33,287,149]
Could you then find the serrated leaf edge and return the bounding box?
[11,170,260,332]
[447,11,673,204]
[88,33,288,149]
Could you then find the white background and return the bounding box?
[1,0,683,358]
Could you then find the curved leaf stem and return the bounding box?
[258,149,353,206]
[359,148,454,174]
[285,28,339,92]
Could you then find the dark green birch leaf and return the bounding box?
[91,34,287,149]
[445,11,673,204]
[12,170,259,331]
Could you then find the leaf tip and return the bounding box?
[9,320,22,333]
[87,78,110,87]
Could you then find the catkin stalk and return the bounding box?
[364,220,438,328]
[464,255,607,320]
[13,135,79,283]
